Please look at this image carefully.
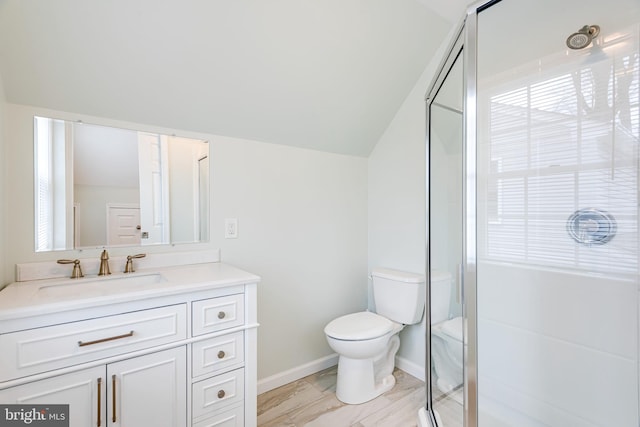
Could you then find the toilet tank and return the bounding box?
[430,271,452,324]
[371,268,426,324]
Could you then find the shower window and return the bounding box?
[480,25,640,275]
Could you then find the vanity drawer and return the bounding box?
[192,294,244,336]
[193,405,244,427]
[0,304,187,381]
[192,368,244,420]
[192,331,244,378]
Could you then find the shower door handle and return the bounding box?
[457,263,463,304]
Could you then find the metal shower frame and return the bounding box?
[423,1,498,426]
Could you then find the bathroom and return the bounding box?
[0,1,639,426]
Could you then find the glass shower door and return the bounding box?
[475,0,640,425]
[427,36,465,427]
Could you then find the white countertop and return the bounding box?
[0,262,260,322]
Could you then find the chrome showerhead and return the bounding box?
[566,25,600,50]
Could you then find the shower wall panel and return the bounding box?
[477,263,637,426]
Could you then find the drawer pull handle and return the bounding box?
[97,377,102,427]
[112,375,117,422]
[217,390,226,399]
[217,350,226,359]
[78,330,134,347]
[218,311,226,319]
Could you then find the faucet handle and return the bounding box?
[124,254,146,273]
[57,259,84,279]
[98,249,111,276]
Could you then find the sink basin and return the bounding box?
[37,273,168,300]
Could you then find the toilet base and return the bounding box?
[335,334,400,404]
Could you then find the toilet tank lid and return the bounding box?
[371,268,425,283]
[431,270,452,281]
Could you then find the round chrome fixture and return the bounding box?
[566,208,616,246]
[566,25,600,50]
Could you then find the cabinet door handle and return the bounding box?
[112,374,117,423]
[97,377,102,427]
[217,350,225,359]
[78,330,134,347]
[217,311,226,319]
[217,389,226,399]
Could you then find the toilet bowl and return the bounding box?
[431,316,464,393]
[324,268,425,404]
[325,312,404,404]
[430,271,464,393]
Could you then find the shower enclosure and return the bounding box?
[423,0,640,426]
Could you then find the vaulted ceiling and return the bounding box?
[0,0,465,156]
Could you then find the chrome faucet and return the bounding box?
[98,249,111,276]
[57,259,84,279]
[124,254,146,273]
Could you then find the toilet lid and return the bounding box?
[324,312,396,341]
[440,316,465,342]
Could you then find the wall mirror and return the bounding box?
[34,116,210,252]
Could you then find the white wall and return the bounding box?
[368,31,456,377]
[74,184,140,246]
[168,137,207,244]
[2,103,368,383]
[211,135,368,379]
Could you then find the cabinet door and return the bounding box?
[0,366,106,427]
[108,347,186,427]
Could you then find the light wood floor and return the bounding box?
[432,386,464,427]
[257,366,426,426]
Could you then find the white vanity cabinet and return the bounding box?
[0,347,186,427]
[0,261,259,427]
[108,347,187,427]
[0,366,103,426]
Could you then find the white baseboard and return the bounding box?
[257,354,339,395]
[395,355,426,382]
[257,353,425,395]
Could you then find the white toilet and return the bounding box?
[324,268,426,404]
[430,271,464,393]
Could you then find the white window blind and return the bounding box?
[35,116,53,251]
[482,39,639,275]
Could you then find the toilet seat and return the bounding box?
[324,312,399,341]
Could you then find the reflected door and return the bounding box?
[107,205,141,246]
[138,133,169,245]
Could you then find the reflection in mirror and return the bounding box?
[34,117,210,252]
[429,50,464,427]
